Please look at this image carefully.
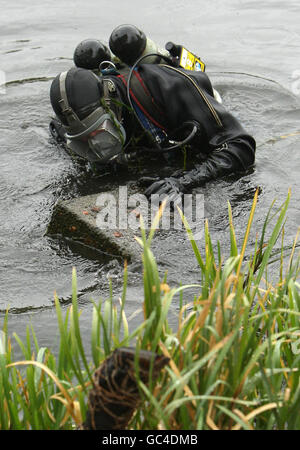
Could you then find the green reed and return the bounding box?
[1,189,300,429]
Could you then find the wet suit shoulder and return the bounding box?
[132,64,256,190]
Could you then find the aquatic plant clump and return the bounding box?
[1,189,300,430]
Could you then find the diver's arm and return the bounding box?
[143,136,256,200]
[176,136,256,190]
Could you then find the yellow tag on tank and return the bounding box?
[179,47,205,72]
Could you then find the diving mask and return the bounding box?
[66,112,126,164]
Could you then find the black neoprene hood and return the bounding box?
[50,67,104,126]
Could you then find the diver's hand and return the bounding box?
[144,177,184,206]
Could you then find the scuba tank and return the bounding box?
[73,39,112,71]
[109,24,170,66]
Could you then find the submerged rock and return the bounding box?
[47,188,143,263]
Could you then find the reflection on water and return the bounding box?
[0,0,300,353]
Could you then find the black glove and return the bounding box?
[144,177,184,206]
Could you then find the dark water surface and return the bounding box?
[1,0,300,353]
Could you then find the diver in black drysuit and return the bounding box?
[49,62,256,203]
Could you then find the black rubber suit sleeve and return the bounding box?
[175,136,255,191]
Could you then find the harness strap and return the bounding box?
[58,71,81,126]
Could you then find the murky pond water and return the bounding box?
[1,0,300,354]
